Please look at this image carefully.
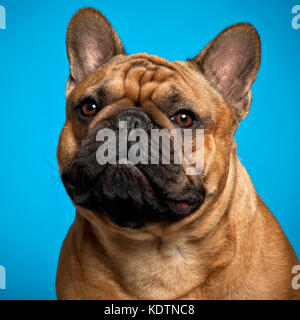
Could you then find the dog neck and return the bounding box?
[74,148,258,299]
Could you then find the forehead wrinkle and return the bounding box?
[68,54,189,102]
[122,59,176,105]
[124,65,147,103]
[139,70,178,107]
[113,54,177,72]
[121,57,201,106]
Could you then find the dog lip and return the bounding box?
[105,163,203,216]
[164,190,203,215]
[62,160,204,222]
[103,162,159,203]
[164,197,201,215]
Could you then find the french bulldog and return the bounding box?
[56,7,300,299]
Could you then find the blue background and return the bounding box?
[0,0,299,300]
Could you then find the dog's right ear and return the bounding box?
[66,8,125,96]
[189,23,261,122]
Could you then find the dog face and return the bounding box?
[57,8,260,228]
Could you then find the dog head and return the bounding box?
[57,8,260,229]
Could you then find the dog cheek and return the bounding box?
[57,124,79,172]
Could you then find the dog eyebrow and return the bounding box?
[152,87,213,129]
[154,87,193,114]
[152,86,185,111]
[73,83,109,109]
[97,85,108,104]
[167,88,184,105]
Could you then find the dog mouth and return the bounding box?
[164,197,201,216]
[106,162,201,214]
[62,161,204,228]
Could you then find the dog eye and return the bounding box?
[81,103,98,117]
[171,110,195,128]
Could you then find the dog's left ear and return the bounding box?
[66,7,125,96]
[190,23,261,121]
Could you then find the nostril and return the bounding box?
[130,118,142,130]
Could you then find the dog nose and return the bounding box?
[114,108,152,131]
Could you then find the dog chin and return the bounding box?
[63,162,204,228]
